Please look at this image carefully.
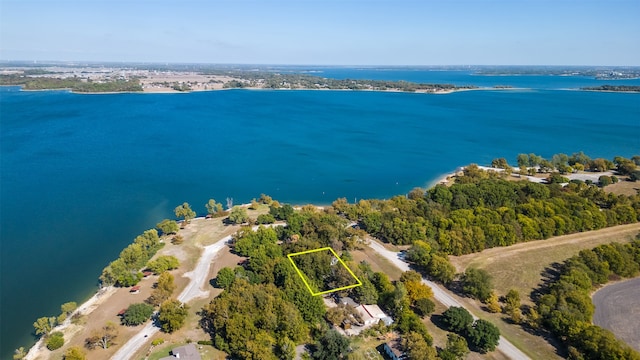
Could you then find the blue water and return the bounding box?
[1,71,639,357]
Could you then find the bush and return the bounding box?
[197,340,213,345]
[147,255,180,274]
[63,346,86,360]
[171,235,184,245]
[46,332,64,350]
[599,175,612,187]
[256,214,276,224]
[151,338,165,346]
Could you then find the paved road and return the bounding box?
[367,239,530,360]
[111,235,232,360]
[592,277,640,352]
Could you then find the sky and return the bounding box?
[1,0,639,66]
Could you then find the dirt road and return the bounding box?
[367,239,530,360]
[110,236,231,360]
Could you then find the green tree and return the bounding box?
[486,291,501,313]
[428,254,456,285]
[156,219,179,235]
[63,346,86,360]
[441,307,473,334]
[13,347,26,360]
[158,299,189,333]
[312,329,350,360]
[206,199,224,216]
[467,319,500,352]
[406,241,432,267]
[461,268,493,302]
[61,301,77,316]
[491,158,509,169]
[413,297,436,317]
[257,213,276,224]
[121,303,154,326]
[351,276,378,305]
[147,255,180,274]
[147,271,175,306]
[402,331,437,360]
[277,337,296,360]
[228,206,249,224]
[517,154,529,168]
[174,202,196,223]
[33,316,55,337]
[215,267,236,290]
[503,288,522,322]
[439,333,470,360]
[46,332,64,350]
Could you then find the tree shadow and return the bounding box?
[530,261,563,302]
[430,313,448,332]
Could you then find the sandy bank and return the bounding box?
[24,287,118,360]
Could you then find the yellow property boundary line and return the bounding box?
[287,247,362,296]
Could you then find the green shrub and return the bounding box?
[46,332,64,350]
[147,255,180,274]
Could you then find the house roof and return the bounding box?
[338,296,359,307]
[361,304,386,319]
[385,339,404,357]
[159,343,202,360]
[130,286,141,291]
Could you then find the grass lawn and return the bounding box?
[349,337,385,360]
[352,246,403,281]
[146,342,225,360]
[449,223,640,304]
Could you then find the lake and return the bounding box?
[1,69,639,357]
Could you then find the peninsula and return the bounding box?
[0,63,477,94]
[20,152,640,360]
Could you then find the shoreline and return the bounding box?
[9,85,498,96]
[19,164,630,358]
[24,287,118,360]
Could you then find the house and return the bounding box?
[357,304,393,326]
[338,296,359,308]
[130,286,141,294]
[117,308,127,316]
[159,343,202,360]
[382,339,404,360]
[333,297,393,336]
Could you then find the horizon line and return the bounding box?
[1,60,640,68]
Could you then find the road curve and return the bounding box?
[367,239,530,360]
[111,235,232,360]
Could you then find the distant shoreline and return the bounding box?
[6,84,526,95]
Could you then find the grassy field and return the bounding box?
[449,223,640,304]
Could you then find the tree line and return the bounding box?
[533,236,640,359]
[0,75,143,92]
[215,70,477,92]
